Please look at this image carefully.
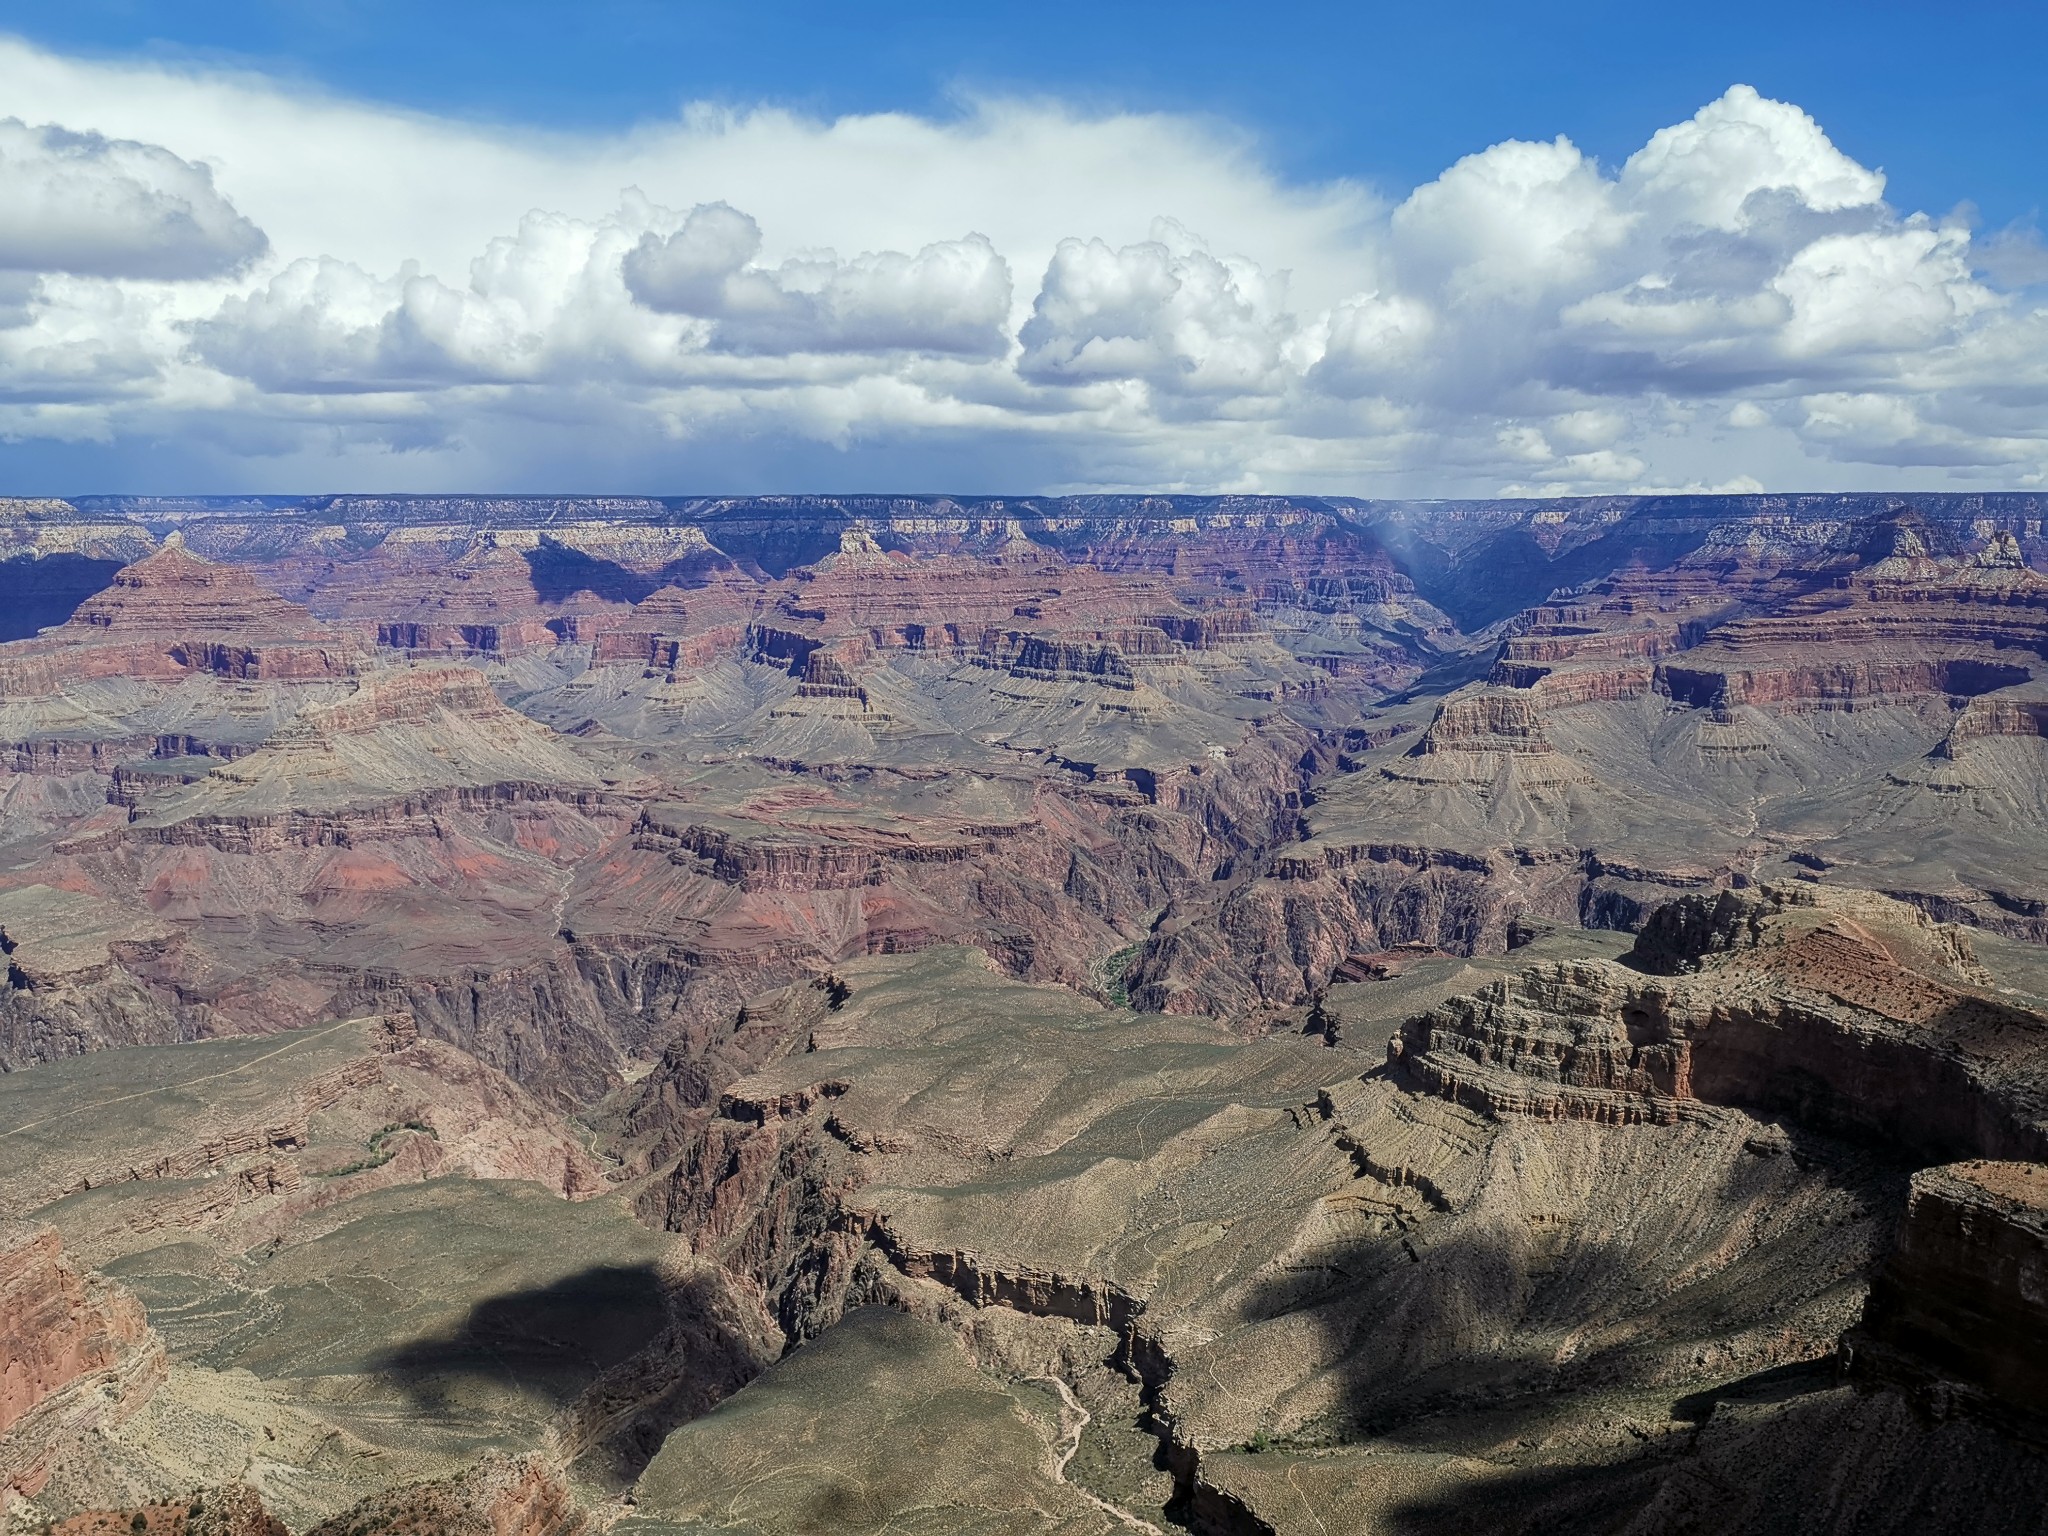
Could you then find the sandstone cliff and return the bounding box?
[1855,1159,2048,1424]
[0,1223,164,1510]
[1393,884,2047,1160]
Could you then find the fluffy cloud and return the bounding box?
[195,209,675,392]
[1391,136,1625,305]
[0,117,265,279]
[1620,85,1886,229]
[194,197,1013,397]
[625,203,1012,356]
[1018,230,1292,397]
[0,34,2044,495]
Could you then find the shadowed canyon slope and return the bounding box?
[3,492,2047,1534]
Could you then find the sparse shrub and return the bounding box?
[1096,942,1141,1007]
[320,1120,439,1177]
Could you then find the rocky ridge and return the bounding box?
[1,1223,165,1512]
[1129,512,2048,1014]
[594,891,2048,1533]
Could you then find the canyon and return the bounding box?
[1,491,2045,1534]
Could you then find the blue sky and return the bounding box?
[18,1,2045,229]
[0,3,2043,494]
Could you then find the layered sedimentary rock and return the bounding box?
[2,536,365,692]
[0,1005,672,1529]
[0,1012,417,1218]
[5,874,2046,1531]
[1856,1159,2048,1421]
[0,500,158,643]
[0,1223,165,1508]
[1657,528,2048,711]
[132,495,1451,685]
[1,492,2046,1533]
[1369,490,2048,629]
[0,500,1427,1108]
[0,1014,609,1287]
[45,487,2048,633]
[0,539,370,879]
[0,666,643,1097]
[121,665,606,825]
[0,566,1344,1111]
[603,916,2048,1535]
[1133,512,2048,1014]
[15,494,2041,1058]
[1393,884,2047,1160]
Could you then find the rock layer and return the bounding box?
[0,1223,164,1507]
[1,493,2047,1533]
[1393,884,2048,1161]
[1856,1159,2048,1422]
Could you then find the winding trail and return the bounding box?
[1026,1374,1164,1535]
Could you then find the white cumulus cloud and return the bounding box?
[1619,85,1886,231]
[0,33,2043,497]
[1018,230,1292,396]
[625,203,1013,356]
[0,117,266,279]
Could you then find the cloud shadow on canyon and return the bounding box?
[371,1260,671,1412]
[0,554,125,638]
[370,1262,769,1485]
[1224,1106,1923,1532]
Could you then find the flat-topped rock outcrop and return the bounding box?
[1856,1159,2048,1423]
[1393,884,2048,1160]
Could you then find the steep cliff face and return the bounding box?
[0,501,157,642]
[0,1223,165,1507]
[630,979,867,1350]
[1368,491,2048,630]
[5,497,2046,1110]
[1125,685,1611,1014]
[2,493,2046,1534]
[602,931,2048,1536]
[1855,1160,2048,1421]
[1129,512,2048,1014]
[6,536,366,688]
[33,488,2048,649]
[124,497,1452,690]
[0,496,1378,1104]
[1392,885,2048,1163]
[0,646,1326,1103]
[1654,531,2048,711]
